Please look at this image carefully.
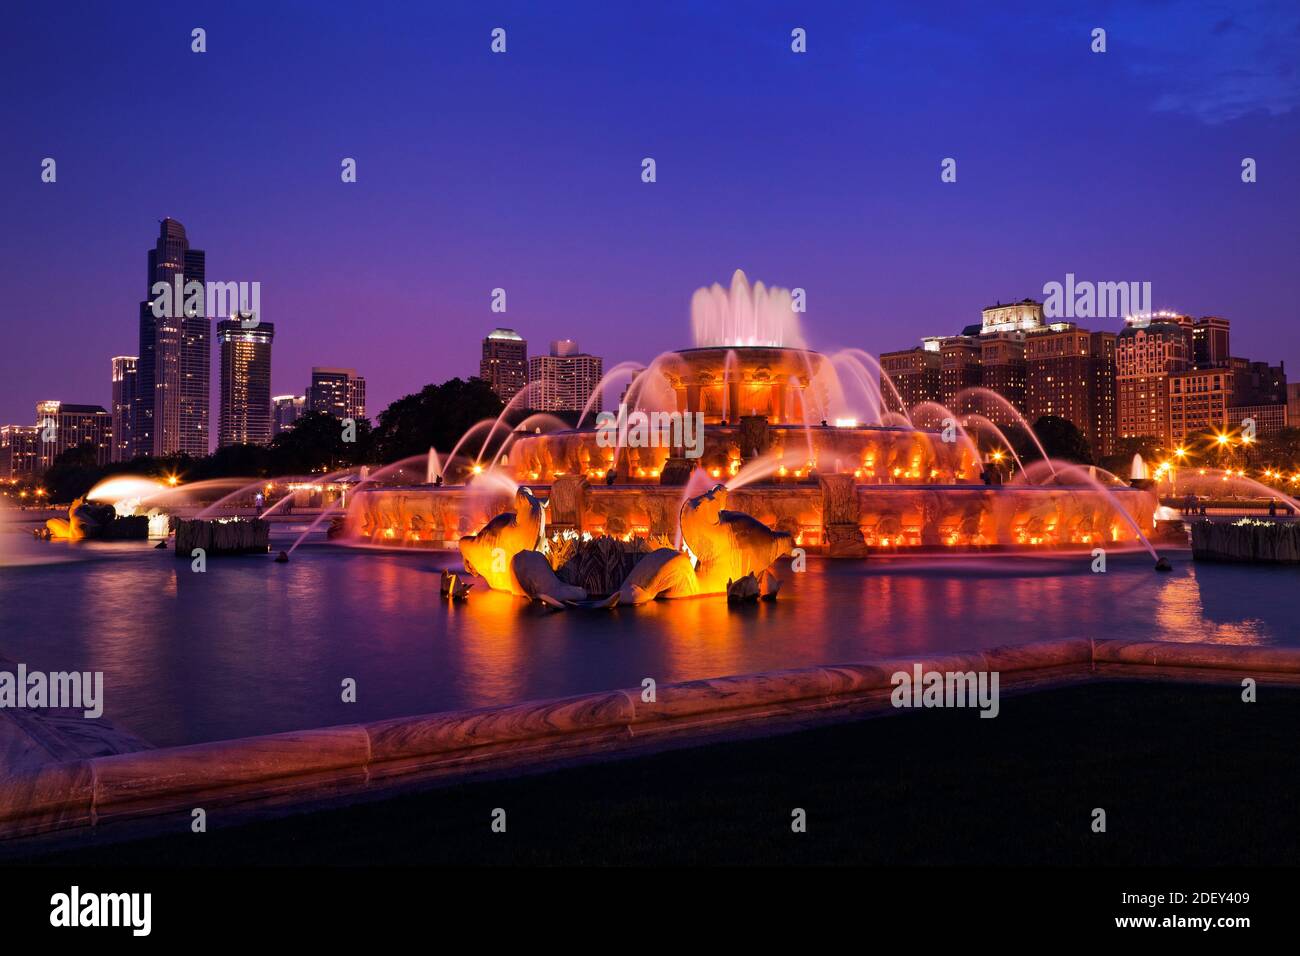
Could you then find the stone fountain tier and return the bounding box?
[505,422,978,486]
[344,476,1156,556]
[656,346,828,424]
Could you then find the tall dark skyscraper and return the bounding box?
[480,329,528,403]
[217,320,275,447]
[110,355,137,462]
[134,218,211,458]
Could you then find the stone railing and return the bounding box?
[173,518,270,556]
[1191,519,1300,564]
[3,638,1298,843]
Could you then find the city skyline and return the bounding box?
[3,2,1298,428]
[2,212,1288,456]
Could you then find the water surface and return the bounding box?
[0,525,1286,747]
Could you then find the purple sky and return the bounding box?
[2,1,1298,435]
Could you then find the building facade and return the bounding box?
[272,395,306,436]
[1168,367,1237,441]
[1115,319,1191,443]
[938,336,982,411]
[1229,403,1288,438]
[1024,326,1117,458]
[527,340,603,414]
[0,425,40,479]
[1185,315,1230,369]
[217,320,276,447]
[480,328,529,404]
[307,368,366,420]
[34,401,112,469]
[134,218,210,458]
[977,334,1027,427]
[110,355,138,462]
[878,346,941,415]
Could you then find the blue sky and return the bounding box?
[1,0,1297,427]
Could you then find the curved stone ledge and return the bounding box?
[1,638,1297,841]
[92,726,371,821]
[1093,639,1300,673]
[634,668,832,721]
[981,639,1092,673]
[0,760,93,838]
[366,691,635,766]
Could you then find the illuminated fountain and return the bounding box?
[40,477,175,541]
[344,271,1156,571]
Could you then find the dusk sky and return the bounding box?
[2,0,1298,431]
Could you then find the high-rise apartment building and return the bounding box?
[217,320,276,447]
[878,345,942,415]
[938,336,982,410]
[110,355,138,462]
[977,334,1027,427]
[1168,367,1238,441]
[480,329,528,403]
[0,425,40,479]
[307,368,366,419]
[1184,315,1230,369]
[134,218,210,458]
[1024,326,1117,458]
[272,395,306,436]
[1115,318,1191,443]
[527,340,603,414]
[34,401,112,470]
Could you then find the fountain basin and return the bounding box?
[345,479,1155,555]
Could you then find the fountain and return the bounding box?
[343,271,1156,562]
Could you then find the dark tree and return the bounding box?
[41,442,104,502]
[1029,415,1094,465]
[270,411,373,474]
[369,377,505,466]
[1099,435,1162,480]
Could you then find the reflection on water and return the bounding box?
[0,529,1288,747]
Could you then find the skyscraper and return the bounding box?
[307,368,366,419]
[217,320,276,447]
[110,355,137,462]
[527,340,603,414]
[134,218,210,458]
[480,329,528,403]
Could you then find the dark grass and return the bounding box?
[17,680,1300,866]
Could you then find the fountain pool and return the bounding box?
[0,524,1290,749]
